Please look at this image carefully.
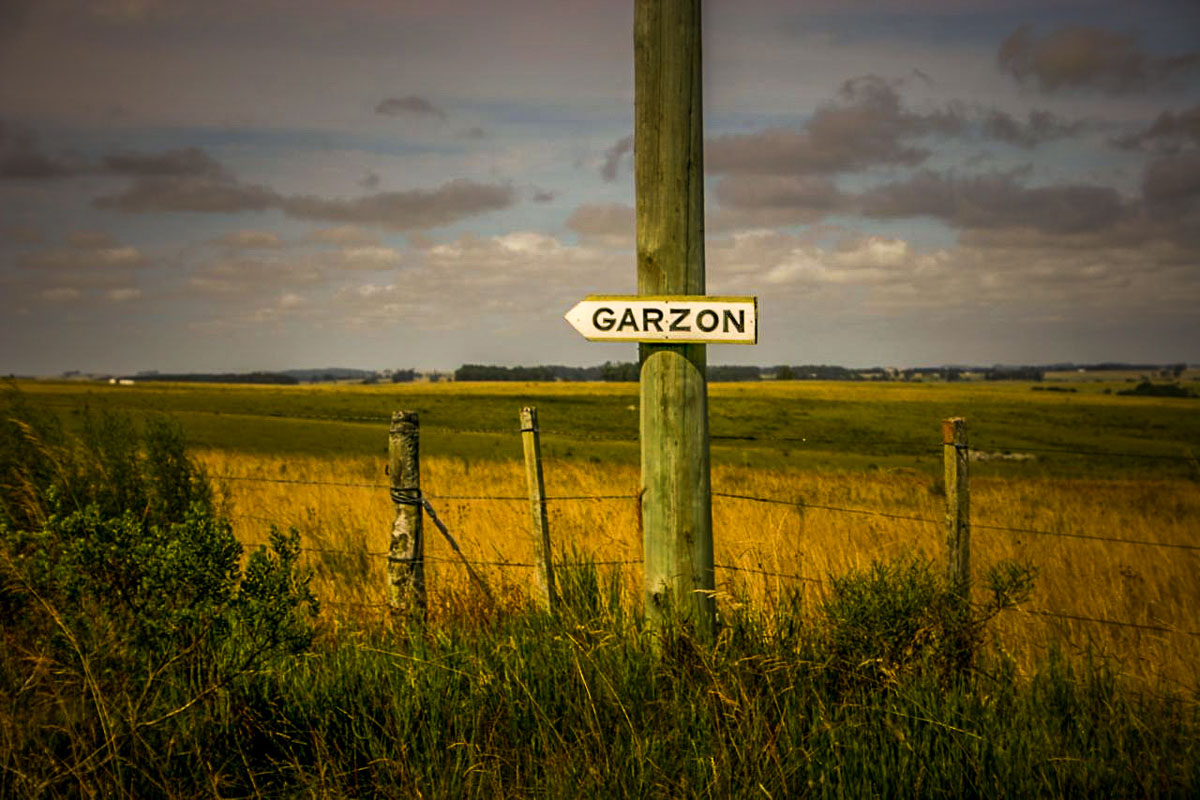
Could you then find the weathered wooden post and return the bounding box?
[635,0,714,637]
[520,406,558,611]
[942,417,970,598]
[388,410,426,615]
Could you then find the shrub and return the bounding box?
[0,391,318,796]
[819,553,1035,687]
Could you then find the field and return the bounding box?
[12,376,1200,686]
[3,375,1199,796]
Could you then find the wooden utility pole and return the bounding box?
[635,0,714,636]
[388,410,426,615]
[942,417,970,599]
[520,406,557,611]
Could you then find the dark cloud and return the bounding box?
[1113,105,1200,153]
[1142,151,1200,218]
[532,189,558,203]
[714,175,844,216]
[93,174,281,213]
[102,146,227,178]
[565,203,634,240]
[280,179,515,231]
[998,24,1200,94]
[707,75,965,177]
[90,144,515,230]
[3,226,44,244]
[360,171,381,190]
[67,230,119,249]
[600,134,632,182]
[2,127,225,182]
[981,109,1084,148]
[858,169,1125,235]
[0,119,87,179]
[375,95,447,120]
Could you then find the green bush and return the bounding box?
[819,553,1035,687]
[0,391,318,797]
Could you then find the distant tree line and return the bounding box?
[128,372,300,385]
[774,365,864,381]
[984,367,1044,381]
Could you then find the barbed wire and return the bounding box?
[1014,607,1200,637]
[216,474,388,490]
[712,491,939,525]
[975,522,1200,552]
[714,562,825,585]
[229,475,1196,556]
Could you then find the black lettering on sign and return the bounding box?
[593,307,616,331]
[723,309,745,333]
[642,307,664,332]
[669,307,691,331]
[696,309,719,332]
[617,308,638,331]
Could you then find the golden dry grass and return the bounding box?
[199,449,1200,692]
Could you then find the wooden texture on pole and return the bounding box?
[520,407,557,611]
[635,0,714,636]
[942,417,970,598]
[388,410,426,615]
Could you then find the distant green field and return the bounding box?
[10,377,1198,480]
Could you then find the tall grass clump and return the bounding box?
[0,390,318,797]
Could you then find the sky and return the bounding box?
[1,0,1198,375]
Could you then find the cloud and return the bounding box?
[106,287,142,302]
[360,171,381,190]
[565,202,634,244]
[93,174,281,213]
[215,229,284,249]
[305,225,381,246]
[187,256,323,296]
[707,75,965,177]
[1112,105,1200,153]
[0,119,87,179]
[375,95,447,120]
[1141,151,1200,220]
[92,154,516,230]
[14,231,150,302]
[998,24,1200,94]
[3,226,44,244]
[102,146,226,177]
[280,179,515,230]
[1,130,223,182]
[334,245,403,270]
[600,134,633,182]
[21,243,148,271]
[981,109,1084,148]
[857,169,1125,235]
[67,230,119,249]
[40,287,81,302]
[709,175,846,231]
[715,175,843,212]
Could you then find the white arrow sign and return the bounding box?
[564,295,758,344]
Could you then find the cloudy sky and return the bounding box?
[2,0,1198,374]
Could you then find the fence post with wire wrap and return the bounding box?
[942,417,970,600]
[520,406,558,611]
[388,410,426,616]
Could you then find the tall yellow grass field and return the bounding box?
[200,449,1200,692]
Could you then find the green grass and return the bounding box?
[5,574,1197,799]
[12,378,1200,479]
[3,381,1198,797]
